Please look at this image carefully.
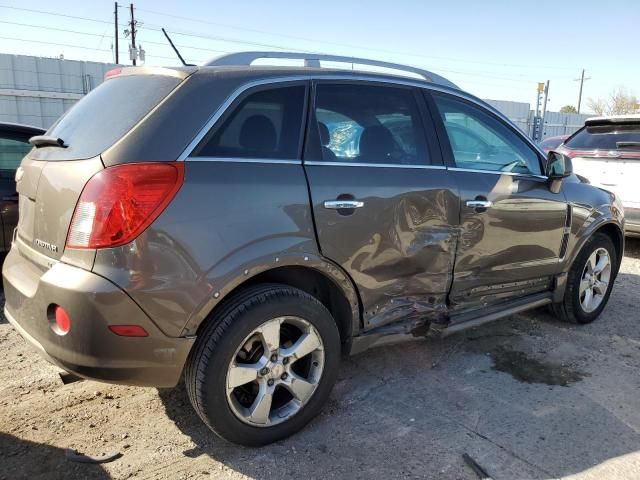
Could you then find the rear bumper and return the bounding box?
[2,245,194,387]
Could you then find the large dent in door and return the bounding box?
[353,192,458,330]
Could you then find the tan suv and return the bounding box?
[3,52,624,446]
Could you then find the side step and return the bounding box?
[440,292,553,337]
[349,292,553,355]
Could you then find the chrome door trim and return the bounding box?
[305,161,446,170]
[185,157,301,165]
[448,167,548,180]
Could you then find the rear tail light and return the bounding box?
[66,162,184,249]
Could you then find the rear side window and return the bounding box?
[195,85,305,159]
[44,75,181,160]
[311,83,428,166]
[565,124,640,151]
[0,137,31,170]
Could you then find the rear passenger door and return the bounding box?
[303,81,460,331]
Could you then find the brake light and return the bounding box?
[66,162,184,249]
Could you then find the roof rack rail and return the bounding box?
[205,51,458,89]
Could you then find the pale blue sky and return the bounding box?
[0,0,637,112]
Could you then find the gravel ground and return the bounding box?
[1,240,640,480]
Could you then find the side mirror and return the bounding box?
[546,151,573,179]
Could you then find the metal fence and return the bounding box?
[486,98,590,140]
[0,54,115,128]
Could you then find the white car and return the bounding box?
[558,115,640,236]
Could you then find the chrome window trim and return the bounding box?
[448,167,548,180]
[185,157,300,165]
[178,72,546,161]
[304,161,446,170]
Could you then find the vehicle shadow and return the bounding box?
[158,301,640,480]
[0,432,111,480]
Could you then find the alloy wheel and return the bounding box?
[579,247,611,313]
[225,316,325,427]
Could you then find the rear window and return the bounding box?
[42,75,181,160]
[565,124,640,151]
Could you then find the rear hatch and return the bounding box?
[562,120,640,210]
[16,69,187,261]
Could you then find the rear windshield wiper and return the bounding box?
[29,135,68,148]
[616,141,640,149]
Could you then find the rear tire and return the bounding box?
[553,233,617,324]
[184,284,340,446]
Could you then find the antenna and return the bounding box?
[161,28,193,66]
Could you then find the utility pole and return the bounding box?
[574,69,591,113]
[541,80,550,139]
[113,2,119,64]
[533,82,545,142]
[129,3,137,66]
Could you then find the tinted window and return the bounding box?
[313,84,428,165]
[0,137,31,170]
[45,75,181,160]
[565,124,640,151]
[195,86,305,159]
[433,94,541,175]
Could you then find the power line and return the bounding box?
[1,4,577,73]
[133,6,578,72]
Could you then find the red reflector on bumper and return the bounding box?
[108,325,149,337]
[54,306,70,334]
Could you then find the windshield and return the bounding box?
[36,75,181,160]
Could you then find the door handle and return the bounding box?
[323,200,364,209]
[465,200,492,209]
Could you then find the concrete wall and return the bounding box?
[0,54,116,128]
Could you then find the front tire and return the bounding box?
[184,284,340,446]
[553,233,617,324]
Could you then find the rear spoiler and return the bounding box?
[104,66,197,81]
[585,115,640,126]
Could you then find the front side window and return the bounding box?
[0,137,31,170]
[195,85,305,159]
[433,93,542,175]
[312,84,429,166]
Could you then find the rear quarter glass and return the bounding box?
[29,75,182,161]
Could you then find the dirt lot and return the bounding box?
[2,241,640,480]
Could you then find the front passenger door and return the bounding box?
[429,92,568,312]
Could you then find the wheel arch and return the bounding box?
[181,257,361,347]
[595,222,624,273]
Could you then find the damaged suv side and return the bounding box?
[3,53,623,446]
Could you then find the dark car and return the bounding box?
[0,123,45,252]
[558,115,640,236]
[2,52,624,446]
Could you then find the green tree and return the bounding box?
[560,105,578,113]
